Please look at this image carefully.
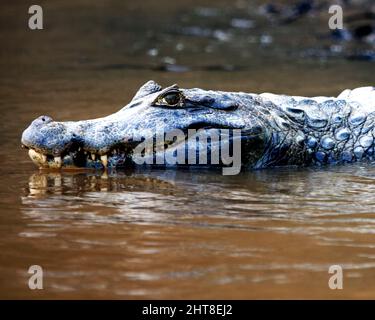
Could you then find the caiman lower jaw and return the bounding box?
[25,146,130,170]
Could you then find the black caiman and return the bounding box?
[21,81,375,174]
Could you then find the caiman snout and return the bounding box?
[21,114,131,169]
[21,115,80,168]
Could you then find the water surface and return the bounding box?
[1,0,375,299]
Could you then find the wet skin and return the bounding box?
[21,81,375,171]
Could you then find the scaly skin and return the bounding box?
[21,81,375,170]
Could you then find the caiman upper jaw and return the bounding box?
[21,115,72,154]
[21,114,115,169]
[21,118,139,170]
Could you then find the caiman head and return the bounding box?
[21,80,270,171]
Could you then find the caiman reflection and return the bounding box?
[18,168,375,298]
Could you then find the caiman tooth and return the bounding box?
[54,156,62,168]
[101,155,108,167]
[28,149,47,166]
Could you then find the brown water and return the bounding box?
[1,0,375,299]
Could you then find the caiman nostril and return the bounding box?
[33,115,53,126]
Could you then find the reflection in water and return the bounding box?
[23,166,375,230]
[14,166,375,298]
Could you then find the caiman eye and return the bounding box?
[154,90,185,107]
